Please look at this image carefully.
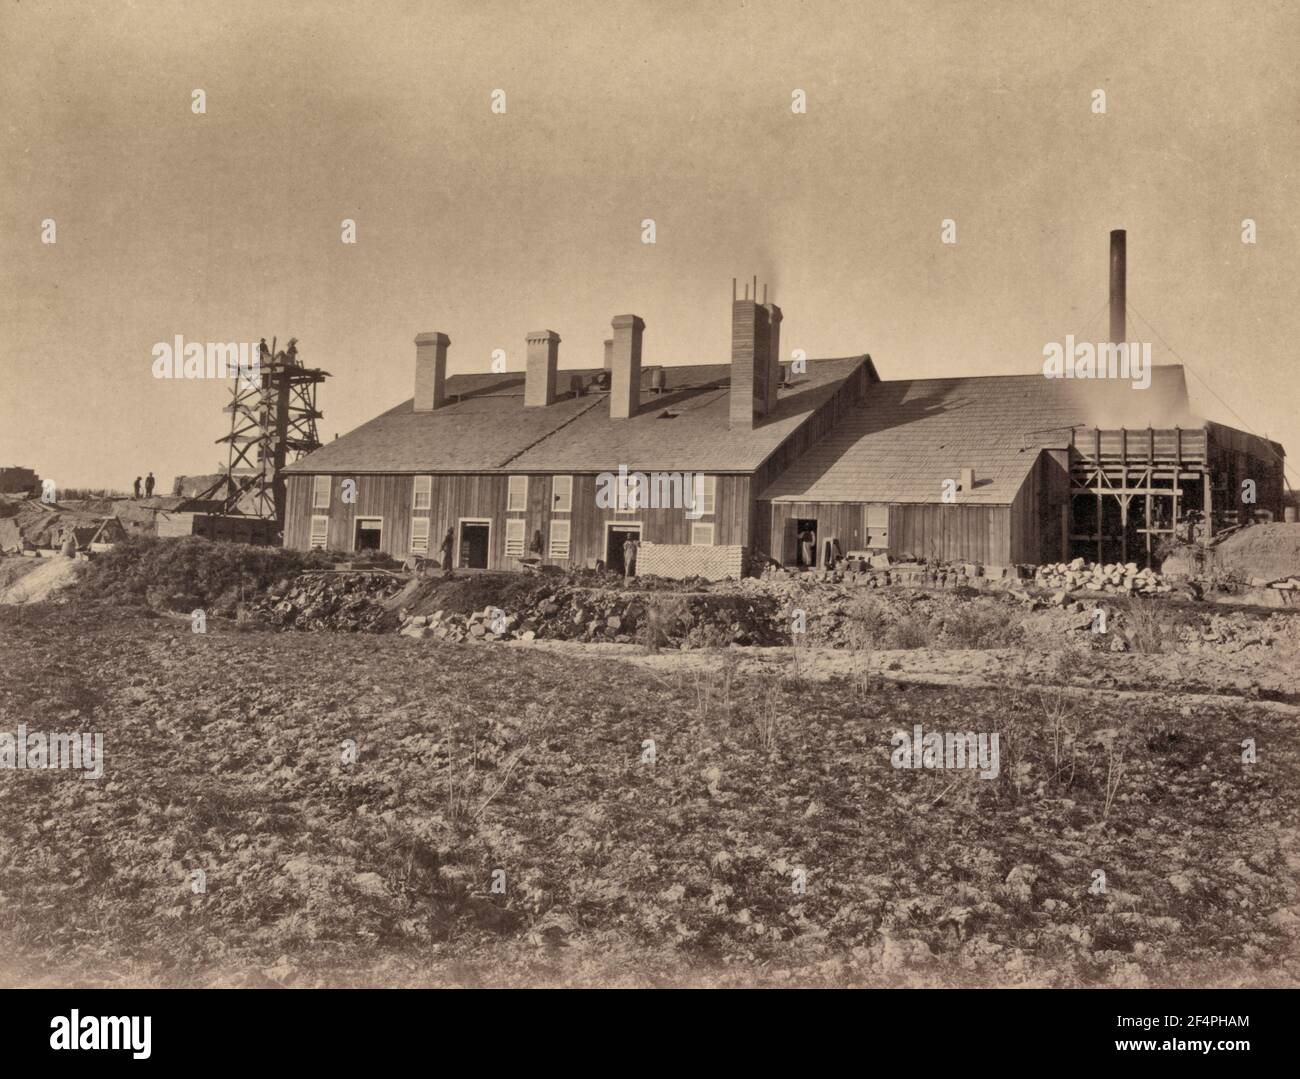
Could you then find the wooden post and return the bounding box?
[1203,471,1214,545]
[1095,429,1103,563]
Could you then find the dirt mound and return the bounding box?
[1210,523,1300,583]
[0,557,80,604]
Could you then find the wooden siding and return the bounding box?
[285,471,751,570]
[888,504,1012,565]
[759,501,866,567]
[760,499,1016,566]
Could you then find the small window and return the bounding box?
[410,516,430,554]
[309,515,329,550]
[505,517,526,556]
[549,518,571,558]
[413,475,432,510]
[866,504,889,549]
[700,475,716,516]
[552,474,573,513]
[312,475,331,509]
[507,475,528,512]
[691,522,715,546]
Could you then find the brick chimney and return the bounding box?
[729,282,772,429]
[414,332,450,411]
[609,315,645,419]
[763,302,783,413]
[525,329,560,407]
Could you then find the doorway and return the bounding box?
[795,517,818,568]
[458,519,491,569]
[606,523,642,575]
[354,517,383,552]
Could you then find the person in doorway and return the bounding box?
[133,476,142,499]
[439,527,455,576]
[144,472,155,497]
[623,537,638,578]
[799,528,815,569]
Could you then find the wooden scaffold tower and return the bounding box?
[200,337,329,527]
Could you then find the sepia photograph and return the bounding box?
[0,0,1295,1051]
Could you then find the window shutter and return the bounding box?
[410,516,430,554]
[312,475,331,509]
[701,475,716,515]
[413,475,432,510]
[691,522,715,546]
[309,515,329,550]
[548,518,571,558]
[505,518,526,556]
[507,475,528,512]
[552,475,573,512]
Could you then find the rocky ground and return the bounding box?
[1,598,1297,988]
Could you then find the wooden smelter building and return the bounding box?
[284,235,1285,574]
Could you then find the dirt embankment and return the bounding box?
[0,557,80,604]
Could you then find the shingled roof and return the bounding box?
[286,357,874,475]
[759,366,1194,505]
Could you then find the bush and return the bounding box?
[938,601,1023,649]
[79,535,332,614]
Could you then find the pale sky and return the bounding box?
[2,0,1296,490]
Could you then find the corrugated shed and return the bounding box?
[760,367,1193,505]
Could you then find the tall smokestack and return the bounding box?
[1109,229,1126,344]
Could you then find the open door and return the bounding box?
[606,524,641,574]
[459,521,490,568]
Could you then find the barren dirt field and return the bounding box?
[2,602,1298,988]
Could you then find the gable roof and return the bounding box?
[285,357,874,475]
[759,366,1194,505]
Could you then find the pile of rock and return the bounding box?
[1034,558,1170,596]
[397,587,782,647]
[251,571,405,632]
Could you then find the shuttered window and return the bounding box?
[691,522,715,546]
[312,475,331,509]
[866,504,889,549]
[700,475,716,515]
[507,475,528,512]
[410,516,430,554]
[505,518,526,556]
[549,518,571,559]
[552,474,573,512]
[413,475,431,510]
[309,515,329,550]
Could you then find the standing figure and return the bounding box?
[439,527,455,575]
[133,476,142,499]
[145,472,156,497]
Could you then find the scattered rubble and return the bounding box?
[250,571,406,632]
